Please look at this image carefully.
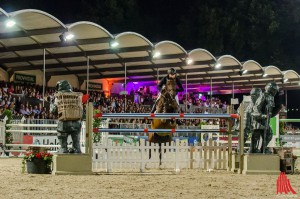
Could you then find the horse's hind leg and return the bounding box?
[148,141,152,159]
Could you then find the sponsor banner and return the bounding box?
[87,81,102,91]
[14,73,36,84]
[280,135,300,142]
[201,125,219,130]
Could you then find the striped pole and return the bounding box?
[94,113,239,119]
[96,128,225,133]
[279,119,300,123]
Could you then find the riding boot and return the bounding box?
[151,100,157,113]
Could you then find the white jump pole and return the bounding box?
[94,113,238,119]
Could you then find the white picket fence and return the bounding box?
[92,138,228,172]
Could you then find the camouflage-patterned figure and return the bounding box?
[251,82,281,153]
[51,80,82,153]
[244,88,262,151]
[234,88,261,153]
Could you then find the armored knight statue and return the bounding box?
[234,88,261,153]
[243,88,262,152]
[251,82,282,153]
[51,80,82,153]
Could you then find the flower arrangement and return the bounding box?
[22,148,53,174]
[3,109,13,149]
[93,109,103,143]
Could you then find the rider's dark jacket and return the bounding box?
[157,76,184,93]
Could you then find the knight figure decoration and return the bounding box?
[51,80,83,154]
[246,82,283,153]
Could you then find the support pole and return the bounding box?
[210,78,212,113]
[285,90,288,109]
[232,82,234,99]
[157,68,160,84]
[227,105,233,172]
[87,56,90,94]
[185,73,188,112]
[86,102,93,156]
[238,102,245,174]
[125,63,127,112]
[42,48,46,107]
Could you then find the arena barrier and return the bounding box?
[0,118,86,156]
[93,138,228,173]
[93,110,235,172]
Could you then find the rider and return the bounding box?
[151,68,184,113]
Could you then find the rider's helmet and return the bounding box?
[167,68,176,75]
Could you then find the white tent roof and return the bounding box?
[0,8,299,92]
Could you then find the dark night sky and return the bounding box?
[0,0,300,118]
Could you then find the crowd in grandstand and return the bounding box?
[0,81,230,127]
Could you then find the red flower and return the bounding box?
[35,153,41,159]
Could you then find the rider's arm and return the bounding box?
[157,77,167,91]
[176,77,184,92]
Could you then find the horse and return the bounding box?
[148,78,179,165]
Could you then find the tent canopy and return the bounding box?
[0,8,299,92]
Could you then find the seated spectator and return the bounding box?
[32,105,40,115]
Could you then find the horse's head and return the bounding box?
[163,78,176,98]
[156,78,179,114]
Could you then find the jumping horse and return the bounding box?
[148,78,179,165]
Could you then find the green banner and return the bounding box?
[87,81,102,91]
[270,116,277,135]
[14,73,36,84]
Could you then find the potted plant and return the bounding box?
[22,147,53,174]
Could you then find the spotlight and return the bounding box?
[284,79,288,83]
[59,32,74,42]
[215,63,221,68]
[239,69,248,76]
[186,58,193,65]
[6,20,16,28]
[263,74,268,77]
[111,41,119,48]
[65,33,74,40]
[153,51,161,58]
